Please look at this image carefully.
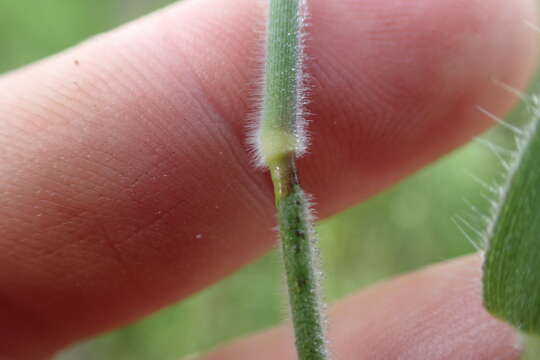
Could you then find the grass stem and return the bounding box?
[257,0,329,358]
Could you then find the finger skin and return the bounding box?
[0,0,537,357]
[201,256,520,360]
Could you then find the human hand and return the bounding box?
[1,0,538,358]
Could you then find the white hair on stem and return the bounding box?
[248,0,311,168]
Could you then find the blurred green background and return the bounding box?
[1,1,538,359]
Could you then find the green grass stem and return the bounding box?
[270,157,328,360]
[256,0,329,359]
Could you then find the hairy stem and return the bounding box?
[258,0,329,358]
[259,0,304,165]
[270,156,327,360]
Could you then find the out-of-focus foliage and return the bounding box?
[1,1,537,359]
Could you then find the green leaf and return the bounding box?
[482,110,540,358]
